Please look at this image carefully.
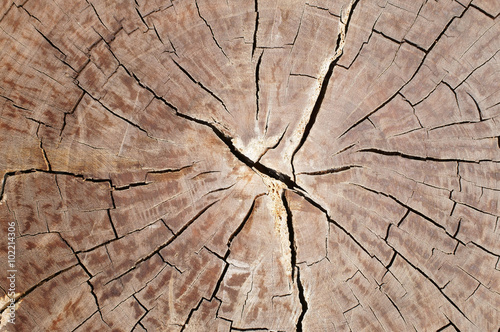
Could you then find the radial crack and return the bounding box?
[255,50,263,120]
[252,0,259,58]
[172,59,231,114]
[194,0,229,59]
[288,0,360,180]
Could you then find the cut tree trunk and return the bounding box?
[0,0,499,331]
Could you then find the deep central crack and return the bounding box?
[2,0,499,330]
[161,3,360,329]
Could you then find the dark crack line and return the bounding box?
[390,252,476,326]
[256,124,288,163]
[436,320,460,332]
[467,92,483,121]
[255,50,263,120]
[406,1,467,54]
[384,294,407,324]
[33,27,78,73]
[337,22,375,71]
[397,209,410,227]
[152,22,164,44]
[0,264,78,314]
[60,90,85,136]
[86,0,109,31]
[427,119,483,132]
[290,0,360,180]
[172,104,304,191]
[469,3,498,19]
[39,140,51,171]
[252,0,259,58]
[171,58,231,114]
[130,295,150,331]
[353,183,460,243]
[57,233,110,325]
[180,195,263,331]
[468,241,500,259]
[295,266,308,332]
[112,44,308,194]
[180,298,211,331]
[106,209,119,239]
[0,168,112,202]
[194,0,229,60]
[70,310,99,332]
[292,189,387,270]
[79,85,150,135]
[282,193,297,280]
[110,165,194,191]
[103,200,219,285]
[227,194,263,246]
[185,195,264,329]
[231,327,269,331]
[298,165,361,175]
[385,250,397,270]
[357,148,485,164]
[202,182,237,197]
[33,27,65,57]
[384,224,393,242]
[338,88,402,140]
[453,200,500,220]
[289,73,317,80]
[135,7,149,29]
[338,5,472,138]
[374,29,427,54]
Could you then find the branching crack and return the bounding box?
[289,0,360,180]
[104,200,219,285]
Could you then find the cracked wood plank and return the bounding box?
[1,0,499,331]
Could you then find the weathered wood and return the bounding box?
[1,0,499,331]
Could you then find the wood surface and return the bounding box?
[0,0,499,331]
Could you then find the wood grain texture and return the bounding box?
[0,0,499,331]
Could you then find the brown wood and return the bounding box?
[0,0,499,331]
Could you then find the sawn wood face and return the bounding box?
[0,0,499,331]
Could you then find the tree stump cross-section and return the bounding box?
[0,0,499,331]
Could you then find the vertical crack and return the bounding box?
[289,0,360,180]
[60,91,85,136]
[171,59,231,114]
[281,192,297,280]
[86,0,109,31]
[295,267,308,331]
[227,194,263,247]
[282,192,308,330]
[106,209,119,239]
[281,190,308,332]
[152,22,164,44]
[57,233,110,326]
[39,140,51,171]
[131,295,150,330]
[180,195,262,331]
[194,0,229,60]
[255,50,263,120]
[467,92,483,121]
[252,0,259,58]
